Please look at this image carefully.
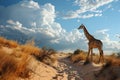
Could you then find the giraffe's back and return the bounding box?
[89,39,103,48]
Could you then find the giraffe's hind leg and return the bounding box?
[98,49,104,63]
[86,48,90,61]
[100,50,104,63]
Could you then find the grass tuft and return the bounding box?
[71,49,86,63]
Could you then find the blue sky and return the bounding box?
[0,0,120,53]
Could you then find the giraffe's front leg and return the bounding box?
[90,49,93,62]
[86,48,90,61]
[84,48,91,65]
[100,50,104,63]
[98,47,104,63]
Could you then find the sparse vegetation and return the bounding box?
[71,49,87,63]
[1,37,120,80]
[117,52,120,58]
[0,37,58,80]
[41,49,58,66]
[0,37,18,48]
[95,56,120,80]
[0,49,30,80]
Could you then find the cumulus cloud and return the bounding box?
[63,0,114,19]
[0,0,87,52]
[21,0,40,9]
[5,19,86,51]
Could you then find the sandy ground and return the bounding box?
[23,53,103,80]
[0,47,103,80]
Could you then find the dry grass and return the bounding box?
[40,49,58,67]
[0,49,31,80]
[20,39,43,57]
[71,49,86,63]
[42,54,57,66]
[1,37,120,80]
[0,37,18,48]
[95,55,120,80]
[70,49,120,64]
[0,50,17,80]
[104,56,120,67]
[15,53,31,78]
[0,37,37,80]
[20,44,42,56]
[0,37,58,79]
[70,49,103,63]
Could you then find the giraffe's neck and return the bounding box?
[83,27,95,41]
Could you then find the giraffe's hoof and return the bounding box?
[83,60,91,65]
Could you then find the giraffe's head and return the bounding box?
[78,24,85,29]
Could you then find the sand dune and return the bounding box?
[0,37,120,80]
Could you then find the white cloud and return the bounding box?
[74,0,113,11]
[94,13,102,16]
[21,0,40,9]
[63,13,102,19]
[63,11,79,19]
[79,13,102,18]
[95,29,120,52]
[7,20,16,25]
[6,20,35,34]
[7,20,22,29]
[80,14,94,18]
[63,0,114,19]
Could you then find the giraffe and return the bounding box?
[78,24,104,63]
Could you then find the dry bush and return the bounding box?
[0,50,17,80]
[20,39,43,57]
[0,37,18,48]
[71,49,105,64]
[18,39,57,65]
[0,37,59,79]
[95,56,120,80]
[42,54,57,66]
[15,52,31,78]
[41,49,58,66]
[20,44,42,56]
[105,56,120,67]
[0,37,7,45]
[71,49,86,63]
[6,40,18,48]
[0,49,31,80]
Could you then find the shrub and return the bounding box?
[20,39,43,56]
[0,37,18,48]
[40,48,58,66]
[0,49,31,80]
[20,44,42,56]
[71,49,86,63]
[73,49,82,55]
[0,50,17,80]
[95,56,120,80]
